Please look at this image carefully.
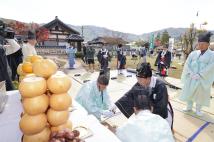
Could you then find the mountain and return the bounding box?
[1,17,213,42]
[68,25,141,42]
[68,25,188,41]
[140,28,188,40]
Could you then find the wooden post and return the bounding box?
[56,34,59,46]
[77,42,82,52]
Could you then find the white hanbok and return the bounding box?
[22,43,37,60]
[4,39,20,55]
[180,48,214,106]
[116,110,174,142]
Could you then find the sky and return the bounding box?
[0,0,213,34]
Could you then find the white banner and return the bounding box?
[168,38,174,52]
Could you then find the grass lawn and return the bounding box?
[82,56,184,79]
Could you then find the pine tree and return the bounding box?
[161,30,170,45]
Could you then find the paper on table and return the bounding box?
[73,126,93,139]
[101,112,121,122]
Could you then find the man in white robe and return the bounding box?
[75,74,114,119]
[22,31,37,60]
[180,32,214,116]
[109,95,174,142]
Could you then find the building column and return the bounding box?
[77,42,82,52]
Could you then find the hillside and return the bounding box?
[1,17,213,42]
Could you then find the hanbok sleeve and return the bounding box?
[198,51,214,81]
[65,47,69,54]
[115,125,129,142]
[21,45,28,59]
[102,90,112,110]
[151,82,168,119]
[75,83,107,119]
[32,46,37,55]
[86,100,104,119]
[74,48,77,53]
[181,52,194,82]
[155,52,161,66]
[115,89,135,118]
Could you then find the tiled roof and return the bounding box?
[66,34,84,42]
[42,16,79,35]
[88,36,128,45]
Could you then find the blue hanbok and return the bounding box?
[180,48,214,106]
[66,46,77,69]
[75,81,112,119]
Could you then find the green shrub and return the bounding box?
[75,52,83,58]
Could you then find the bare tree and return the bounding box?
[183,24,197,60]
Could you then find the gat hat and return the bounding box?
[118,44,123,47]
[4,27,15,39]
[136,62,152,78]
[198,32,213,43]
[27,30,36,40]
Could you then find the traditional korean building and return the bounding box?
[88,36,128,46]
[38,16,83,50]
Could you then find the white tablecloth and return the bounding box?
[0,91,23,142]
[0,91,121,142]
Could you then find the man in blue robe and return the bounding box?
[180,32,214,116]
[75,75,114,119]
[66,43,77,69]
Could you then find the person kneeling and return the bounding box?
[109,95,174,142]
[75,74,114,119]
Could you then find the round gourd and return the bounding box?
[23,126,51,142]
[19,76,47,98]
[51,120,72,132]
[47,73,71,94]
[23,94,49,115]
[17,63,25,76]
[31,55,43,63]
[33,59,57,78]
[50,93,72,111]
[47,108,69,126]
[22,62,33,73]
[19,113,47,135]
[25,73,36,78]
[19,75,25,82]
[55,71,65,75]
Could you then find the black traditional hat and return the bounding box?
[136,62,152,78]
[118,44,123,48]
[27,30,36,40]
[198,32,213,43]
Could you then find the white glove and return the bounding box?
[191,74,200,80]
[102,110,114,118]
[103,55,108,58]
[160,61,164,64]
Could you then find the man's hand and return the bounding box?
[102,110,114,118]
[109,104,117,114]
